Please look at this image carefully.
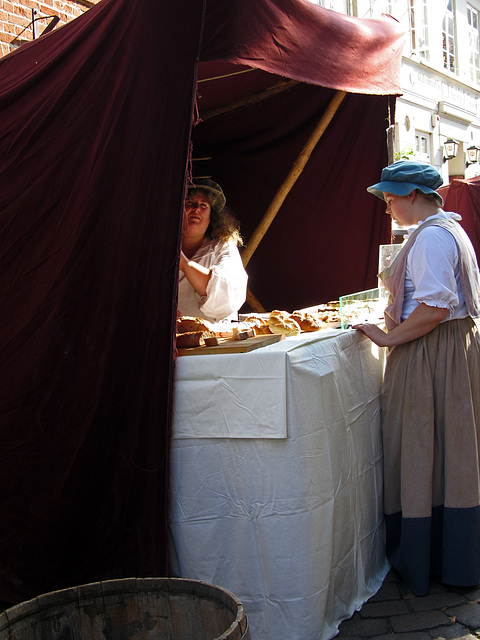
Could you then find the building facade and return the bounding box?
[312,0,480,184]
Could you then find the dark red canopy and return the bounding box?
[438,176,480,263]
[0,0,404,603]
[196,1,405,309]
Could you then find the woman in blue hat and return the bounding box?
[355,160,480,596]
[178,178,248,322]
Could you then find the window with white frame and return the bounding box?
[368,0,394,16]
[346,0,356,14]
[309,0,353,13]
[467,4,480,85]
[409,0,429,59]
[442,0,457,74]
[415,131,431,162]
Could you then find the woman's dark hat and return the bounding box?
[367,160,444,205]
[189,178,226,209]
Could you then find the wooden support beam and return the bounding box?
[201,80,299,122]
[241,89,347,268]
[246,288,266,313]
[198,68,255,83]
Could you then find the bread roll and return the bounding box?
[233,328,255,340]
[290,311,323,332]
[244,316,272,335]
[176,331,205,348]
[177,316,213,334]
[268,310,301,336]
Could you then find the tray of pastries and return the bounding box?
[176,304,342,356]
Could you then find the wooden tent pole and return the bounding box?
[246,288,266,313]
[241,89,347,268]
[202,80,299,122]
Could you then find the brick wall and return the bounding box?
[0,0,100,57]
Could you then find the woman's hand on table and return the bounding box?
[353,323,391,347]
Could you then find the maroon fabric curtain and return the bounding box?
[0,0,203,602]
[0,0,404,604]
[438,177,480,263]
[200,0,404,95]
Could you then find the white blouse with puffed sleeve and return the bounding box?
[178,238,248,322]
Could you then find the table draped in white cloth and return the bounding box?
[169,329,389,640]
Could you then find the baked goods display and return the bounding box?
[176,304,342,353]
[244,305,341,334]
[268,310,301,336]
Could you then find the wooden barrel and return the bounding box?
[0,577,252,639]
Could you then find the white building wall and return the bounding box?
[310,0,480,184]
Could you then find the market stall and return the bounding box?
[0,0,404,607]
[170,327,388,640]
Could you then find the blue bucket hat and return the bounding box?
[367,160,444,206]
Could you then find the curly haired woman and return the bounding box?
[178,178,247,322]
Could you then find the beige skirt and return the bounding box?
[381,316,480,594]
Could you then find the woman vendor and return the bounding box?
[355,161,480,596]
[178,178,247,322]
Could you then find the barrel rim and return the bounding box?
[0,577,248,638]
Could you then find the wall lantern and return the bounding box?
[443,139,459,162]
[466,145,480,166]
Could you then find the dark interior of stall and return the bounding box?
[192,64,394,311]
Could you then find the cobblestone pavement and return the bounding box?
[335,568,480,640]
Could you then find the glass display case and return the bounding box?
[339,244,404,329]
[339,287,387,329]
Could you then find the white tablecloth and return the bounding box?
[169,329,389,640]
